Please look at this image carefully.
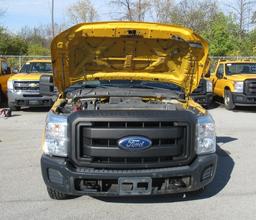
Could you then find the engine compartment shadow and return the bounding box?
[233,106,256,113]
[21,107,51,112]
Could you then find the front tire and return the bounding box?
[47,187,77,200]
[224,90,235,110]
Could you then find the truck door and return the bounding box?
[0,61,12,94]
[213,64,225,97]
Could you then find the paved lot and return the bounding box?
[0,105,256,220]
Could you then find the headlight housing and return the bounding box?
[234,81,244,93]
[206,80,213,92]
[42,112,68,157]
[7,80,14,90]
[196,114,216,155]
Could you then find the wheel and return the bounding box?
[47,187,77,200]
[224,90,235,110]
[8,103,21,111]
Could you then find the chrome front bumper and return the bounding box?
[8,90,54,107]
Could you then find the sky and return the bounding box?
[0,0,255,33]
[0,0,110,33]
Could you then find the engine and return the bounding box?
[60,96,181,113]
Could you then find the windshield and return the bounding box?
[225,63,256,75]
[20,62,52,73]
[66,80,183,93]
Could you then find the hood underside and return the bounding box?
[51,21,209,94]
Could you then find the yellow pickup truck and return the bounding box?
[7,59,54,110]
[211,59,256,110]
[0,58,13,105]
[39,21,217,199]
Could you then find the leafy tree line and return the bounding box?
[0,0,256,56]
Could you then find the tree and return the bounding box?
[27,44,50,56]
[248,29,256,55]
[19,26,48,46]
[150,0,174,23]
[226,0,255,38]
[167,0,219,33]
[0,28,28,55]
[19,26,50,55]
[203,13,239,56]
[168,0,219,34]
[18,23,67,55]
[67,0,98,24]
[110,0,151,21]
[252,11,256,23]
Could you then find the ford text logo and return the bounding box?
[118,136,152,151]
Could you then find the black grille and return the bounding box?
[193,79,206,95]
[245,79,256,95]
[84,137,175,147]
[14,81,39,91]
[70,111,196,169]
[92,121,175,128]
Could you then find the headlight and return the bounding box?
[234,81,244,93]
[196,114,216,155]
[42,112,68,157]
[206,80,213,92]
[7,80,14,90]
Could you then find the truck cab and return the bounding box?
[211,60,256,110]
[40,22,217,199]
[7,59,54,110]
[0,59,13,105]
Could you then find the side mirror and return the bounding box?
[6,67,11,74]
[205,71,211,78]
[39,75,56,96]
[12,68,18,74]
[216,72,223,79]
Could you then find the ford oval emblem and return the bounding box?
[118,136,152,151]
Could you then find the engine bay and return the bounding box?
[58,96,182,114]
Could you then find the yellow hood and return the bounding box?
[51,21,209,95]
[9,73,42,81]
[227,74,256,81]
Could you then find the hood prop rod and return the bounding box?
[185,55,196,107]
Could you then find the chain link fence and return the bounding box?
[1,55,256,72]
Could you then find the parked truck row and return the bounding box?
[1,58,256,112]
[2,59,256,111]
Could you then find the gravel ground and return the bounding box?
[0,105,256,220]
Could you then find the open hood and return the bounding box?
[51,22,209,95]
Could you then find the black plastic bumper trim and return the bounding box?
[41,153,217,196]
[232,93,256,106]
[191,93,213,106]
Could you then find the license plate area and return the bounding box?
[118,177,152,195]
[29,100,40,105]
